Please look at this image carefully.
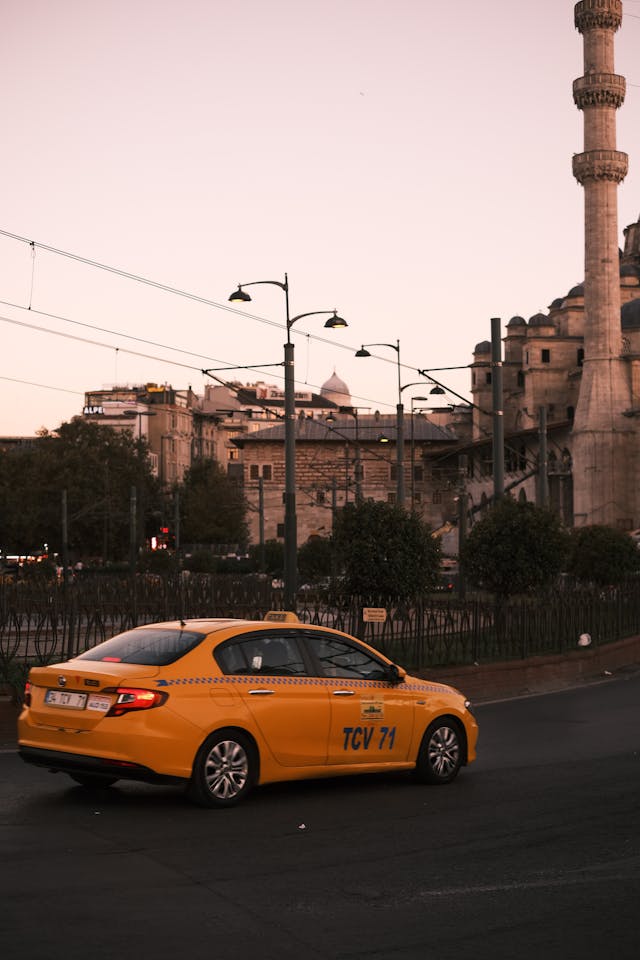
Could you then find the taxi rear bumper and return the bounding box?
[18,745,186,785]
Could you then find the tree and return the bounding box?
[178,458,247,547]
[0,419,161,561]
[248,539,283,578]
[298,536,333,584]
[460,496,568,597]
[564,525,640,585]
[332,500,441,603]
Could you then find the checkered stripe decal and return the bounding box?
[155,675,449,694]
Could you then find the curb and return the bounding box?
[427,633,640,701]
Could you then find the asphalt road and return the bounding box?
[1,675,639,960]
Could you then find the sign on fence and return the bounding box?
[362,607,387,623]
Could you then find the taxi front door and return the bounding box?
[327,681,415,765]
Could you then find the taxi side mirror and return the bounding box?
[386,664,406,685]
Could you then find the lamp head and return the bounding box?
[228,285,252,303]
[355,347,371,358]
[377,433,390,444]
[430,385,446,395]
[325,412,336,423]
[324,311,347,329]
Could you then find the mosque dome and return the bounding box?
[621,298,640,331]
[473,340,491,354]
[620,263,640,280]
[549,298,565,310]
[528,312,551,327]
[507,315,526,327]
[320,370,351,406]
[566,283,585,299]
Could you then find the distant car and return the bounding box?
[18,616,478,807]
[433,575,457,593]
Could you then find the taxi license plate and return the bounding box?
[45,689,87,710]
[87,695,111,712]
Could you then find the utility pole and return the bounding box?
[258,478,265,573]
[457,455,468,599]
[129,486,137,573]
[538,406,549,508]
[491,317,504,501]
[61,490,69,587]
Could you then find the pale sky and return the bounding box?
[2,0,640,436]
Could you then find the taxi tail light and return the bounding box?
[24,681,32,707]
[103,687,168,717]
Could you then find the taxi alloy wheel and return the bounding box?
[415,719,463,785]
[189,729,257,808]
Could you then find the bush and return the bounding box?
[565,525,640,585]
[460,496,568,597]
[332,500,441,604]
[182,550,219,574]
[137,549,178,575]
[298,537,333,584]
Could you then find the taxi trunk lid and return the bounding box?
[27,661,160,730]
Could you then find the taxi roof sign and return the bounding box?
[263,611,300,623]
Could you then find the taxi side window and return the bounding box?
[310,634,388,681]
[216,633,307,677]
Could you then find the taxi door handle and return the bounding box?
[249,689,275,696]
[332,690,355,696]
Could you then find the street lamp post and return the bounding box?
[229,275,346,611]
[409,396,429,509]
[356,341,404,506]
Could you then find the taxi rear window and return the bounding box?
[77,627,206,665]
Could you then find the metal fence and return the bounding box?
[2,575,640,691]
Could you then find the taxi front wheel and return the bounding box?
[415,719,463,785]
[188,729,258,808]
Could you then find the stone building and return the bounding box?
[234,410,457,545]
[82,383,195,484]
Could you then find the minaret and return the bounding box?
[571,0,634,526]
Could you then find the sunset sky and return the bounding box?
[2,0,639,435]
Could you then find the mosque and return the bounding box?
[429,0,640,534]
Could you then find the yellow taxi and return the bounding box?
[18,615,478,807]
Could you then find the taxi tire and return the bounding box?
[188,729,258,808]
[414,718,463,785]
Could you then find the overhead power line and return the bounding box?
[0,228,462,391]
[0,375,83,396]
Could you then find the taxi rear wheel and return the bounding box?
[188,729,257,808]
[415,719,463,785]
